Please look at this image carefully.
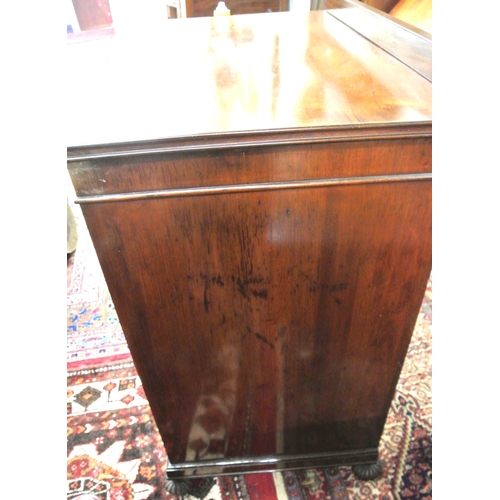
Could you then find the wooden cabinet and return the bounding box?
[67,0,431,484]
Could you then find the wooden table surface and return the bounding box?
[67,9,431,150]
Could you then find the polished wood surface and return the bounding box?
[68,1,432,478]
[326,0,431,81]
[66,9,431,149]
[390,0,432,34]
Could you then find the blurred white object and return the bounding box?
[109,0,169,34]
[67,0,81,33]
[214,1,231,15]
[67,202,78,254]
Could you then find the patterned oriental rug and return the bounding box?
[67,207,432,500]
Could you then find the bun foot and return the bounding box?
[165,478,193,496]
[352,460,384,480]
[165,476,216,498]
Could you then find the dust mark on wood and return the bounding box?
[250,289,268,299]
[254,331,275,349]
[204,280,210,312]
[310,283,348,292]
[200,273,224,287]
[232,275,270,301]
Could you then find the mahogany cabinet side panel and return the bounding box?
[80,176,431,465]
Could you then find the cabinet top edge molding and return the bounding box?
[67,121,431,160]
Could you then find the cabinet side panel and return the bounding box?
[80,177,431,465]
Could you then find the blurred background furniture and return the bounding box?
[311,0,431,33]
[69,0,430,36]
[71,0,113,30]
[67,203,78,255]
[180,0,289,17]
[388,0,431,33]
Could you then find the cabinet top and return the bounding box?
[67,1,431,158]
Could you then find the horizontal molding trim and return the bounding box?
[67,122,431,161]
[76,172,432,205]
[166,447,379,478]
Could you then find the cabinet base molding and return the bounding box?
[166,449,380,478]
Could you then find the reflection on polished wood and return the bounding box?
[390,0,432,34]
[68,0,432,479]
[357,0,398,13]
[67,9,431,149]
